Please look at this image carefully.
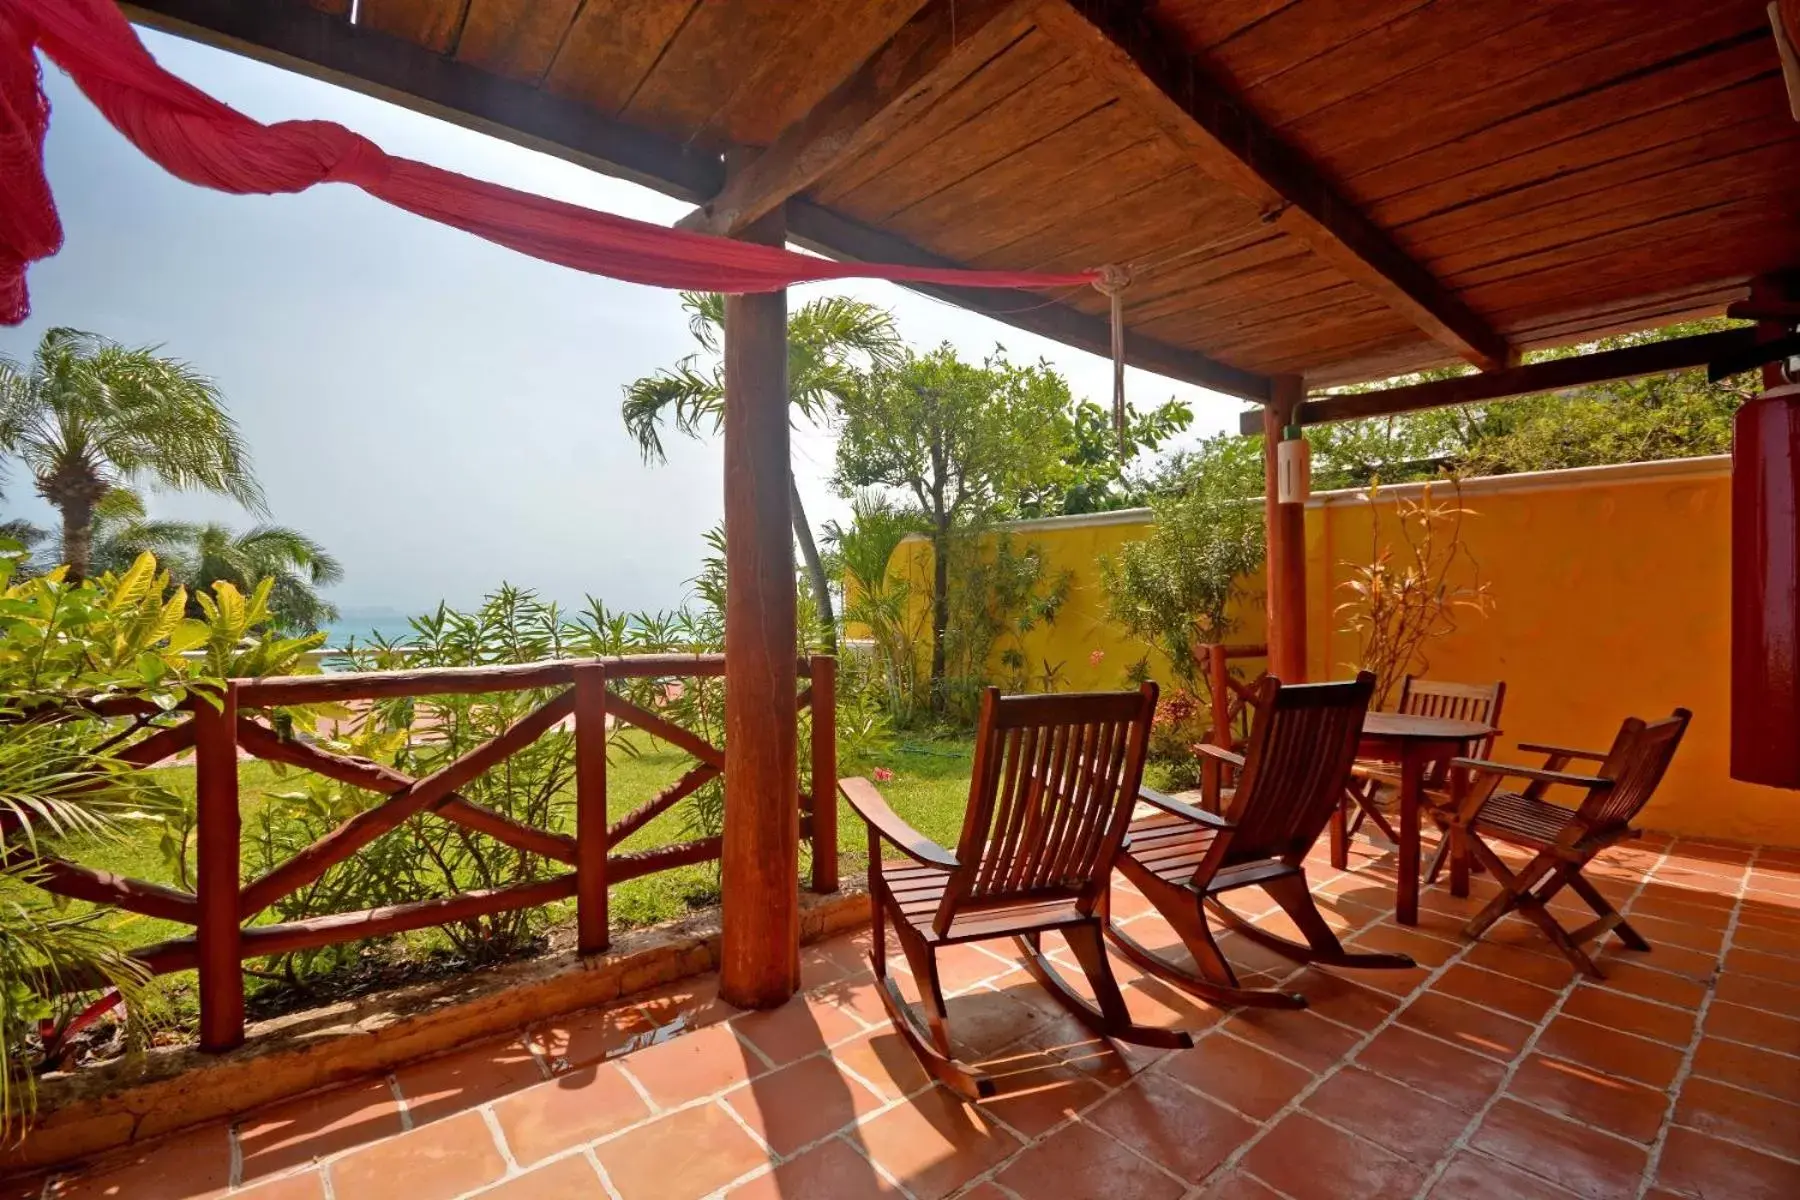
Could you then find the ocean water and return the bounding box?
[318,614,421,649]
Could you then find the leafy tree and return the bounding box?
[87,493,342,633]
[0,328,264,580]
[1013,397,1193,517]
[834,345,1072,706]
[1100,433,1266,691]
[1303,319,1756,487]
[621,292,903,651]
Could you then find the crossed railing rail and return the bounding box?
[5,654,837,1052]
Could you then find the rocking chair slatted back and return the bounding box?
[948,686,1158,925]
[1222,673,1376,869]
[1579,709,1692,837]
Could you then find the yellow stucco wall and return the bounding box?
[883,456,1798,847]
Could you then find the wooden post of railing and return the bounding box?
[1204,642,1231,812]
[809,654,838,893]
[194,683,244,1053]
[573,664,609,955]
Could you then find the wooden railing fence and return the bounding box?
[6,653,836,1053]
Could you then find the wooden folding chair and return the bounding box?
[1333,676,1505,867]
[1447,709,1692,977]
[1107,672,1415,1010]
[841,684,1193,1099]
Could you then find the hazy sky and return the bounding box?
[0,27,1248,616]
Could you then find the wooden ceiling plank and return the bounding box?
[983,169,1267,273]
[620,0,805,137]
[931,130,1183,262]
[454,0,582,81]
[1504,279,1752,345]
[1383,90,1795,242]
[123,0,1266,400]
[1038,0,1513,371]
[1358,35,1780,220]
[1454,193,1800,298]
[677,0,1037,235]
[1236,1,1547,131]
[1481,232,1800,333]
[706,0,927,146]
[541,0,701,119]
[1119,254,1344,328]
[1302,4,1767,199]
[1422,148,1800,279]
[811,26,1059,208]
[1246,327,1761,433]
[357,0,469,54]
[833,54,1107,226]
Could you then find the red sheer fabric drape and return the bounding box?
[0,0,1100,325]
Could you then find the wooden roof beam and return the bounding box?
[124,0,1269,401]
[677,0,1041,237]
[1039,0,1515,373]
[1238,326,1758,434]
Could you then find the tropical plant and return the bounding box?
[1100,433,1267,693]
[0,328,264,580]
[835,345,1073,708]
[1336,482,1494,707]
[89,492,343,633]
[621,292,904,652]
[823,493,924,719]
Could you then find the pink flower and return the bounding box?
[1088,649,1105,667]
[873,767,894,783]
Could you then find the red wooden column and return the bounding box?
[194,683,244,1052]
[1263,375,1309,682]
[573,663,610,953]
[1731,273,1800,787]
[720,153,801,1009]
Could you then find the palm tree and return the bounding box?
[90,492,343,633]
[623,292,903,651]
[0,328,264,580]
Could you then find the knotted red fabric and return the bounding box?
[0,0,1100,325]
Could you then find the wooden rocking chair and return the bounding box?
[1447,709,1691,977]
[1107,672,1415,1010]
[1332,676,1505,869]
[841,684,1193,1099]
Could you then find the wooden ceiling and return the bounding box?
[127,0,1800,400]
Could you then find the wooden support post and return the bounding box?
[810,655,839,894]
[1263,378,1308,682]
[573,665,610,954]
[194,683,243,1053]
[720,153,800,1009]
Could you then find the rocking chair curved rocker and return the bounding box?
[841,684,1193,1100]
[1107,672,1416,1010]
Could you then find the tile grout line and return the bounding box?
[584,1143,626,1200]
[387,1071,414,1133]
[1633,846,1756,1198]
[477,1104,522,1175]
[944,857,1396,1199]
[1406,837,1683,1200]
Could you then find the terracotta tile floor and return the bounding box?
[16,834,1800,1199]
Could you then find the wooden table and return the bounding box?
[1351,711,1496,926]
